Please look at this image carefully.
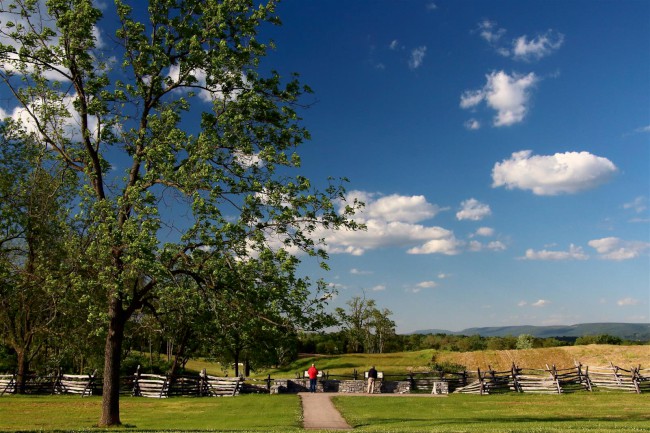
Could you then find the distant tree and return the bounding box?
[575,334,622,345]
[516,334,534,350]
[336,296,395,354]
[486,336,517,350]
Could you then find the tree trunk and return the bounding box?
[16,349,27,394]
[99,298,126,427]
[169,329,190,378]
[233,350,240,378]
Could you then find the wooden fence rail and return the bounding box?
[54,370,97,397]
[1,360,647,397]
[454,362,646,395]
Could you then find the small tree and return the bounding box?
[516,334,534,350]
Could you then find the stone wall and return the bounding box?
[269,379,410,394]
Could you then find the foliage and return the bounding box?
[576,334,623,345]
[516,333,535,350]
[335,296,396,354]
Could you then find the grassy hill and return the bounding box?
[187,344,650,379]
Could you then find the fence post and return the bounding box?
[199,369,206,397]
[132,365,141,397]
[266,374,272,393]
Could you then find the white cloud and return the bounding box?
[532,299,550,307]
[456,198,491,221]
[617,297,640,306]
[409,46,427,69]
[623,196,647,214]
[426,3,438,11]
[512,30,564,61]
[475,227,495,237]
[475,20,563,61]
[464,119,481,130]
[486,241,507,251]
[521,244,588,261]
[350,268,372,275]
[312,191,506,257]
[407,237,463,255]
[370,284,386,292]
[389,40,399,50]
[316,191,461,256]
[347,191,442,223]
[588,237,650,260]
[517,301,527,307]
[460,70,538,126]
[477,20,506,46]
[437,273,451,279]
[469,240,506,252]
[635,125,650,133]
[492,150,618,195]
[408,280,438,294]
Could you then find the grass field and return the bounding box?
[334,393,650,432]
[0,392,649,432]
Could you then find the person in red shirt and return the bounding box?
[307,363,318,393]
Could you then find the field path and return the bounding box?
[300,393,351,430]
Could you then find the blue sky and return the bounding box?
[260,0,650,332]
[0,0,647,334]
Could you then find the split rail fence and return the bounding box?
[2,361,648,397]
[454,362,650,395]
[1,366,242,398]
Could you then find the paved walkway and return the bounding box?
[300,392,352,430]
[300,392,447,430]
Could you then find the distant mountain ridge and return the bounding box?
[411,323,650,340]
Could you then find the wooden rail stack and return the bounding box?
[200,369,242,397]
[454,366,515,395]
[587,362,649,393]
[132,366,170,398]
[0,374,15,395]
[54,370,97,397]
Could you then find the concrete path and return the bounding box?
[300,392,447,430]
[300,392,352,430]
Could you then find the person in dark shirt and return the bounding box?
[367,366,378,393]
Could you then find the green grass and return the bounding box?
[1,392,649,432]
[333,392,650,432]
[0,394,303,432]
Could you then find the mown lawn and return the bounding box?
[334,392,650,432]
[0,394,303,432]
[1,392,649,432]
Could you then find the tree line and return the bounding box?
[297,330,640,355]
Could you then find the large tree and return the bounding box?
[0,0,359,426]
